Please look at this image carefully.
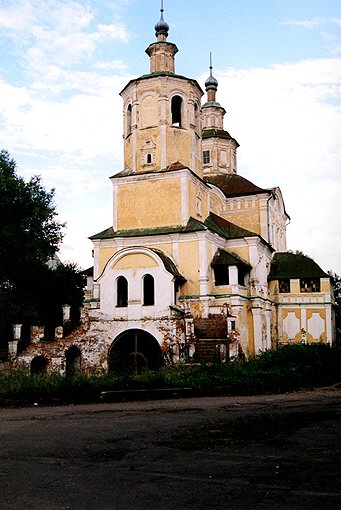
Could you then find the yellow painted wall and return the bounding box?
[178,240,199,295]
[167,128,192,168]
[290,279,300,293]
[306,309,327,342]
[188,179,208,220]
[321,279,332,293]
[113,253,157,273]
[224,209,260,235]
[98,247,118,275]
[209,194,224,216]
[148,242,173,259]
[124,135,133,171]
[282,309,301,343]
[117,177,182,230]
[229,246,250,264]
[247,308,255,356]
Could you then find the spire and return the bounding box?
[205,53,218,94]
[155,0,169,41]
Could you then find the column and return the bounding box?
[251,303,263,354]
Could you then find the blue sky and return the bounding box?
[1,0,340,274]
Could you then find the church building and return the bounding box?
[15,6,335,374]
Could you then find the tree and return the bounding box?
[328,270,341,345]
[0,150,85,354]
[0,150,63,273]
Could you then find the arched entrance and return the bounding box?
[30,355,48,375]
[65,346,81,377]
[108,329,163,374]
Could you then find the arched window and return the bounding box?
[171,95,182,127]
[126,104,132,136]
[194,102,199,132]
[30,355,48,375]
[65,346,81,377]
[143,274,155,306]
[147,153,152,164]
[117,276,128,307]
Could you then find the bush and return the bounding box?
[0,344,340,406]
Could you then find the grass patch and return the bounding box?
[0,344,340,406]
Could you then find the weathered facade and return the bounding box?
[14,7,335,374]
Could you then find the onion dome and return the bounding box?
[155,1,169,38]
[205,53,218,91]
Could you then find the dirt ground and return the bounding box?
[0,387,340,509]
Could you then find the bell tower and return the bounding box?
[201,54,239,175]
[120,2,203,176]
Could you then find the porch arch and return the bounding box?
[108,329,163,374]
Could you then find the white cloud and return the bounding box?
[280,17,324,29]
[209,57,341,273]
[93,60,128,70]
[96,22,129,42]
[0,1,36,31]
[0,0,131,74]
[280,17,341,29]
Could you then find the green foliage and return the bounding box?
[1,344,340,406]
[0,150,64,271]
[329,270,341,344]
[0,151,85,348]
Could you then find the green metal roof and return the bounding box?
[211,248,251,269]
[120,71,204,95]
[268,252,329,280]
[204,212,258,239]
[201,101,224,109]
[202,128,238,143]
[89,217,206,240]
[150,248,185,280]
[204,173,268,198]
[90,213,258,242]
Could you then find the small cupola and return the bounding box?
[146,1,178,74]
[205,53,219,103]
[155,0,169,41]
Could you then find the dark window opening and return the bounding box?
[194,102,199,131]
[143,274,155,306]
[174,281,180,304]
[147,153,152,164]
[300,278,320,293]
[279,279,290,293]
[214,265,229,286]
[65,346,81,377]
[31,355,48,375]
[203,150,210,164]
[238,267,248,286]
[117,276,128,307]
[171,95,182,127]
[127,104,132,135]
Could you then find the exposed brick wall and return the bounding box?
[194,315,227,339]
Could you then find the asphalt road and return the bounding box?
[0,388,340,509]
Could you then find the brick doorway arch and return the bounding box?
[108,329,163,375]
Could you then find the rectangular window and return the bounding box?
[214,266,229,286]
[203,150,210,164]
[279,279,290,293]
[300,278,320,293]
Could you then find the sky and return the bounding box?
[1,0,340,274]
